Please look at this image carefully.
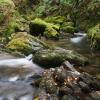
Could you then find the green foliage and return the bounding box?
[33,0,99,33]
[0,0,14,5]
[44,27,58,38]
[62,22,74,27]
[88,23,100,48]
[0,0,15,42]
[44,16,66,25]
[0,13,4,23]
[77,20,98,32]
[60,21,75,33]
[0,0,99,48]
[61,26,75,33]
[35,6,46,17]
[2,21,17,41]
[30,18,59,38]
[6,38,33,54]
[34,0,50,17]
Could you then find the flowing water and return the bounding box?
[0,53,44,100]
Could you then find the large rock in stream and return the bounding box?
[6,32,49,55]
[32,61,100,100]
[33,47,89,67]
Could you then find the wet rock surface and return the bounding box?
[6,32,48,55]
[32,61,100,100]
[33,47,89,67]
[0,52,99,100]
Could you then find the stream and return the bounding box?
[43,32,100,78]
[0,32,100,100]
[0,53,44,100]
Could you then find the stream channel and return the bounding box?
[0,32,100,100]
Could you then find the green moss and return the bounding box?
[6,32,49,55]
[44,16,66,25]
[63,22,74,27]
[87,23,100,48]
[0,0,15,41]
[6,32,33,54]
[0,0,14,5]
[34,48,89,67]
[32,18,47,27]
[30,18,59,38]
[44,27,58,38]
[31,18,59,30]
[1,20,18,42]
[6,38,32,55]
[12,32,49,48]
[60,22,75,33]
[61,26,75,33]
[0,13,4,23]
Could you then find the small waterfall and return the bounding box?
[70,32,87,43]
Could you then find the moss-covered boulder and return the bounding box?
[6,32,49,55]
[29,18,59,39]
[44,16,77,34]
[87,23,100,48]
[44,27,59,39]
[33,47,89,67]
[60,22,76,33]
